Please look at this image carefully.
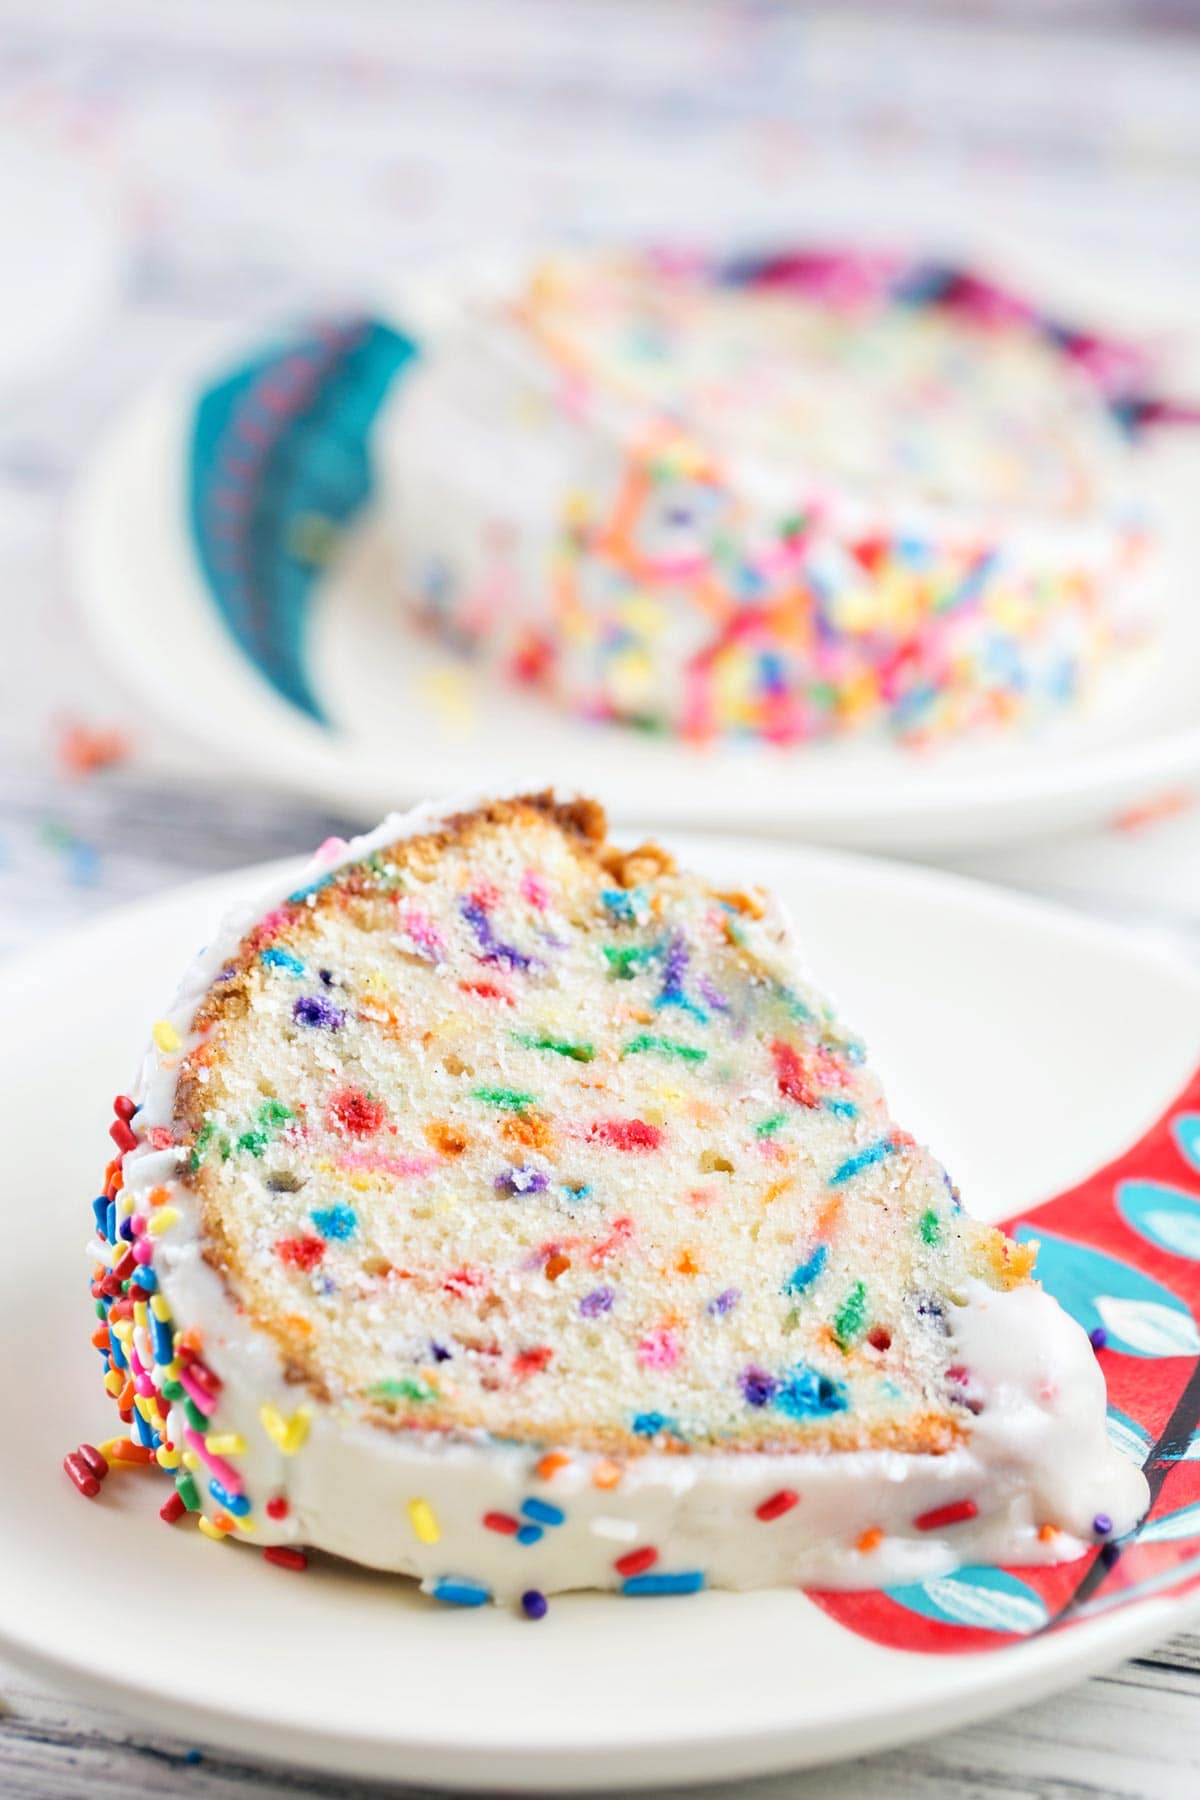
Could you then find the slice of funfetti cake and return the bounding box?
[88,792,1145,1610]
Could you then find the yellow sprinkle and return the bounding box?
[133,1394,156,1422]
[197,1516,228,1541]
[147,1207,180,1235]
[407,1499,441,1545]
[152,1019,181,1053]
[204,1433,246,1457]
[259,1403,311,1455]
[156,1447,181,1471]
[150,1294,171,1322]
[163,1358,181,1381]
[103,1370,124,1397]
[97,1437,125,1459]
[111,1317,133,1343]
[133,1301,149,1331]
[182,1449,200,1472]
[235,1515,255,1534]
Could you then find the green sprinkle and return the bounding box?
[621,1033,707,1063]
[370,1377,434,1403]
[183,1398,209,1433]
[258,1099,294,1127]
[160,1379,185,1402]
[236,1129,269,1157]
[832,1281,868,1350]
[919,1208,942,1245]
[602,944,657,979]
[189,1117,231,1172]
[471,1087,535,1112]
[174,1471,202,1512]
[755,1112,788,1138]
[513,1032,595,1063]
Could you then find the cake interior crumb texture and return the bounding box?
[179,793,1032,1457]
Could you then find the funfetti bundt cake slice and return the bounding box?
[85,792,1145,1611]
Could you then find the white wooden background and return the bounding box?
[4,2,1200,1793]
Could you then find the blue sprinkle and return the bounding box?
[92,1197,108,1235]
[108,1332,128,1371]
[431,1578,490,1607]
[562,1182,592,1202]
[134,1265,158,1293]
[209,1479,251,1516]
[829,1137,897,1187]
[623,1571,705,1597]
[516,1523,544,1546]
[310,1204,358,1240]
[286,872,337,906]
[822,1098,858,1119]
[261,948,306,974]
[601,887,641,923]
[522,1498,565,1528]
[783,1246,827,1297]
[106,1201,117,1244]
[774,1363,849,1420]
[632,1411,677,1438]
[292,995,345,1030]
[151,1316,173,1363]
[132,1408,156,1447]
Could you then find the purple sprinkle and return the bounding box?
[292,995,345,1030]
[460,898,536,972]
[430,1341,453,1362]
[580,1287,615,1318]
[521,1589,548,1620]
[318,968,336,988]
[661,931,689,992]
[1099,1541,1120,1569]
[495,1165,549,1196]
[708,1287,741,1316]
[697,975,729,1014]
[740,1366,778,1408]
[1093,1513,1113,1537]
[1089,1327,1108,1352]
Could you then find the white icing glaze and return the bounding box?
[106,795,1147,1601]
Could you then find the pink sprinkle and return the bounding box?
[183,1428,244,1496]
[132,1239,153,1264]
[180,1365,218,1416]
[316,835,349,864]
[335,1150,438,1179]
[146,1127,174,1150]
[636,1328,682,1371]
[398,906,446,962]
[129,1214,147,1236]
[520,869,551,910]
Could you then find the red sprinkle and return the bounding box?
[113,1095,138,1121]
[483,1511,520,1535]
[614,1546,658,1578]
[159,1491,187,1524]
[265,1496,289,1521]
[459,980,514,1005]
[587,1118,663,1152]
[327,1086,386,1138]
[512,1346,554,1380]
[755,1489,799,1522]
[109,1118,138,1154]
[770,1039,817,1108]
[77,1443,109,1481]
[914,1498,979,1532]
[263,1546,308,1571]
[276,1235,326,1272]
[63,1453,100,1499]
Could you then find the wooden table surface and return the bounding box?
[5,3,1200,1793]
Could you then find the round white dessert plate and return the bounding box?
[3,838,1200,1790]
[70,251,1200,855]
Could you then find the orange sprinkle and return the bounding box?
[857,1527,883,1554]
[109,1439,156,1465]
[1038,1523,1060,1543]
[90,1326,110,1351]
[116,1378,135,1411]
[212,1508,237,1533]
[545,1252,571,1282]
[537,1452,570,1481]
[762,1178,794,1208]
[593,1459,623,1490]
[675,1250,700,1275]
[714,888,766,920]
[148,1186,171,1209]
[175,1327,205,1359]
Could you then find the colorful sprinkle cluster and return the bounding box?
[394,248,1195,747]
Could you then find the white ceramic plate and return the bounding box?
[71,270,1200,856]
[4,838,1200,1789]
